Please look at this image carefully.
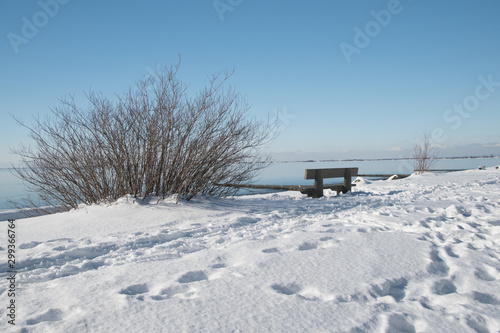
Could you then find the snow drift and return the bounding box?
[1,169,499,332]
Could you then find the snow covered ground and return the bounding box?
[1,169,499,332]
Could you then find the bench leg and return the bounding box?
[343,169,352,194]
[312,170,324,198]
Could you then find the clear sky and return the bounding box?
[1,0,500,167]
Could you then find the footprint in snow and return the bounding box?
[444,245,459,258]
[371,278,408,302]
[385,313,416,333]
[467,243,478,250]
[427,249,450,276]
[298,242,317,251]
[472,291,499,305]
[271,283,301,296]
[465,314,489,333]
[433,279,457,295]
[419,220,431,229]
[262,247,279,254]
[231,216,261,227]
[178,270,208,284]
[211,263,226,269]
[444,205,471,218]
[151,285,195,301]
[47,237,73,242]
[474,233,487,241]
[119,283,149,296]
[474,266,496,281]
[26,308,63,325]
[19,241,42,249]
[467,222,482,229]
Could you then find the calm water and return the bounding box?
[256,158,500,185]
[1,157,499,210]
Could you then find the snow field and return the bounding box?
[1,169,499,332]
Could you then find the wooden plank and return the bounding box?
[305,167,359,180]
[215,183,355,193]
[216,184,310,191]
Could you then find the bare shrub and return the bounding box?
[412,133,437,173]
[10,63,277,213]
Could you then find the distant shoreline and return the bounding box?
[2,155,499,170]
[273,155,500,164]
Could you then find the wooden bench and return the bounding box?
[301,167,358,198]
[215,167,358,198]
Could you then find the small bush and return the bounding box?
[11,63,277,213]
[412,133,437,173]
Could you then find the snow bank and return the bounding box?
[1,169,499,332]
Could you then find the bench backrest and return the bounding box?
[304,167,358,180]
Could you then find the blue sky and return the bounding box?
[1,0,500,167]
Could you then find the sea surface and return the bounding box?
[1,157,499,210]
